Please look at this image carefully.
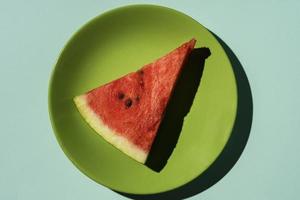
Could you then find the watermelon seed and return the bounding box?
[125,98,132,108]
[117,92,125,100]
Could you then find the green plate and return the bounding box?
[48,4,237,194]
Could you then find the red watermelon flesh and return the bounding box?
[74,39,196,163]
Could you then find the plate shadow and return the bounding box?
[116,32,253,199]
[145,47,211,172]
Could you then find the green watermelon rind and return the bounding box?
[73,95,147,163]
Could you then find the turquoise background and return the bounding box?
[1,1,299,199]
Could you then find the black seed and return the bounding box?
[117,92,125,100]
[125,98,132,108]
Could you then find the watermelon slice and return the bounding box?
[74,39,196,163]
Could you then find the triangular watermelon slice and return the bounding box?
[74,39,196,163]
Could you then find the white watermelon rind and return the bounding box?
[73,95,147,164]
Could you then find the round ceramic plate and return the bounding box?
[49,5,237,194]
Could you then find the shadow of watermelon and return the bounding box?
[116,32,253,199]
[145,47,211,172]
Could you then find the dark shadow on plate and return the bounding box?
[116,32,253,199]
[145,47,211,172]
